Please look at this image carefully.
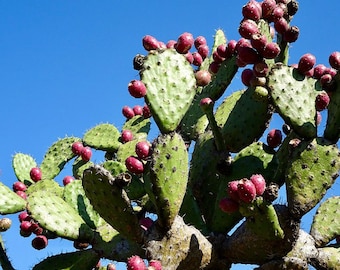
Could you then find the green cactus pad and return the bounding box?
[26,179,63,198]
[122,115,151,141]
[0,182,26,214]
[72,157,93,179]
[141,49,196,133]
[40,137,81,180]
[101,160,126,176]
[324,73,340,142]
[92,223,144,261]
[116,139,141,164]
[149,132,189,230]
[82,165,142,243]
[267,64,320,139]
[310,196,340,247]
[83,123,122,151]
[27,189,94,242]
[285,137,340,218]
[215,88,272,152]
[12,153,37,185]
[32,249,100,270]
[315,247,340,270]
[63,180,106,229]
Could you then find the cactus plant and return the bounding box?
[1,1,340,269]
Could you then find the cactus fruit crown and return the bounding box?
[1,1,340,270]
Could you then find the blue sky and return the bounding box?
[0,1,339,269]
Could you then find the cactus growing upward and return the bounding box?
[1,1,340,270]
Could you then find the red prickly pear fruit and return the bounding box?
[250,174,266,196]
[71,141,84,156]
[142,104,152,118]
[81,146,92,162]
[62,176,74,186]
[320,73,333,89]
[219,197,239,213]
[262,42,281,59]
[133,105,143,116]
[195,70,211,86]
[128,80,147,98]
[237,179,257,203]
[185,52,194,64]
[324,68,337,77]
[237,46,261,65]
[127,255,147,270]
[227,180,240,201]
[250,33,267,53]
[283,26,300,43]
[158,41,166,49]
[209,61,221,74]
[216,44,228,58]
[197,44,209,59]
[175,32,194,54]
[135,141,151,160]
[313,64,327,79]
[192,52,203,66]
[122,106,135,119]
[18,212,31,222]
[227,40,237,56]
[329,51,340,70]
[125,156,144,174]
[166,40,176,49]
[239,19,259,39]
[121,130,134,143]
[297,53,316,74]
[107,263,116,270]
[267,129,283,148]
[142,35,160,51]
[315,92,330,111]
[200,97,214,112]
[20,220,33,233]
[212,50,225,63]
[140,217,154,231]
[242,0,262,21]
[194,36,207,49]
[12,181,27,192]
[274,17,289,34]
[149,260,162,270]
[261,0,276,19]
[253,61,269,77]
[241,68,254,87]
[30,167,42,182]
[16,190,27,200]
[271,6,285,22]
[32,235,48,250]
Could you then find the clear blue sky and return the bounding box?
[0,1,339,269]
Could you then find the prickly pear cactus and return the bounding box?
[1,1,340,270]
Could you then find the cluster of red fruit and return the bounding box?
[219,174,267,214]
[71,141,92,162]
[125,141,152,175]
[127,255,162,270]
[18,211,48,250]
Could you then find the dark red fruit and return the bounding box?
[267,129,283,148]
[20,220,33,233]
[197,44,209,59]
[13,181,27,192]
[127,255,147,270]
[329,51,340,70]
[320,73,333,88]
[239,19,259,39]
[185,52,194,64]
[274,17,289,34]
[122,106,135,119]
[125,156,144,174]
[315,92,330,111]
[283,26,299,43]
[209,61,221,74]
[149,260,162,270]
[81,146,92,162]
[62,176,74,186]
[135,141,151,160]
[217,44,228,58]
[142,104,152,118]
[262,42,281,59]
[16,191,27,200]
[212,50,225,63]
[253,61,269,77]
[297,53,316,74]
[237,179,257,203]
[250,33,267,53]
[313,64,327,79]
[194,36,207,49]
[271,6,285,22]
[139,217,153,231]
[32,235,48,250]
[195,70,212,86]
[237,46,261,65]
[241,68,254,86]
[18,211,31,222]
[142,35,160,51]
[192,52,203,66]
[250,174,266,196]
[30,167,42,182]
[166,40,176,49]
[227,180,240,201]
[261,0,276,19]
[175,32,194,54]
[133,105,143,116]
[31,222,43,235]
[219,197,239,213]
[128,80,147,98]
[72,141,84,156]
[121,130,134,143]
[242,0,262,21]
[227,40,238,56]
